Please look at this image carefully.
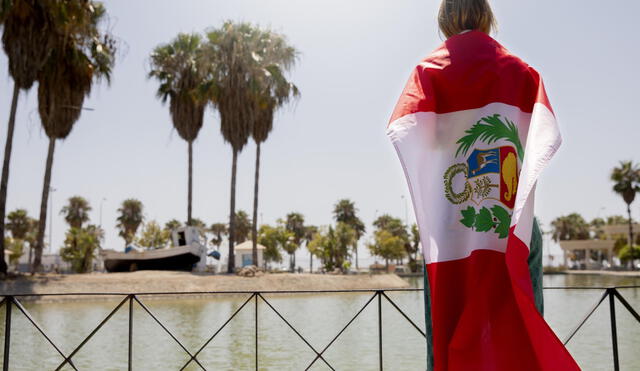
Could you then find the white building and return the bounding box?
[226,241,265,269]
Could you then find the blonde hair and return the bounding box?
[438,0,497,38]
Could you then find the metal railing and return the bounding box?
[0,286,638,370]
[546,286,640,371]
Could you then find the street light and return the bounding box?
[400,195,408,226]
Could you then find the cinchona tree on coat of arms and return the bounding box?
[443,114,524,239]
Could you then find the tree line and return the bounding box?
[551,161,640,266]
[4,196,424,274]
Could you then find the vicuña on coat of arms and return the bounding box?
[443,114,523,239]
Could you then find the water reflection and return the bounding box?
[0,274,638,370]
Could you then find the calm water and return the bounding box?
[0,274,638,370]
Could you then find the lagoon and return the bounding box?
[1,274,639,370]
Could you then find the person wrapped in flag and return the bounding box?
[387,0,580,369]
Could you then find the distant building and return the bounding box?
[559,223,638,269]
[227,241,265,268]
[14,253,71,273]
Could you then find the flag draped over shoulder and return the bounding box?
[387,30,580,370]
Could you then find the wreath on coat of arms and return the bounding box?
[443,114,524,239]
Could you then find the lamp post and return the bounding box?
[99,197,107,248]
[400,195,408,226]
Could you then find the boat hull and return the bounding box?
[102,246,202,272]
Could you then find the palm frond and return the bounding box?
[455,114,524,160]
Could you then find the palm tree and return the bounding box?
[333,199,365,270]
[60,196,91,228]
[60,224,102,273]
[550,213,590,241]
[249,29,299,266]
[233,210,252,244]
[190,217,207,240]
[7,211,38,265]
[204,21,266,273]
[285,212,305,272]
[116,199,144,248]
[164,219,182,232]
[304,225,318,273]
[611,161,640,252]
[209,222,227,250]
[0,0,56,273]
[32,1,116,272]
[6,208,30,240]
[149,33,207,225]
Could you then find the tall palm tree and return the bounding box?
[0,0,56,273]
[60,196,91,228]
[116,199,144,248]
[32,1,116,272]
[149,33,207,225]
[204,21,264,273]
[333,199,366,269]
[611,161,640,251]
[249,29,299,266]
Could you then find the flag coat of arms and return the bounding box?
[387,31,580,370]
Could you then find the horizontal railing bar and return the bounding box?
[543,286,640,290]
[0,289,422,297]
[2,285,639,297]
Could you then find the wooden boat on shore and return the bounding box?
[101,226,210,272]
[101,245,203,272]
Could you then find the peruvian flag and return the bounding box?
[387,31,580,370]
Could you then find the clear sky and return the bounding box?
[0,0,638,258]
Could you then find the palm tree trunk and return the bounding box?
[187,140,193,225]
[354,243,359,271]
[628,203,635,270]
[33,138,56,273]
[309,252,313,273]
[227,148,238,273]
[0,83,20,274]
[251,142,261,266]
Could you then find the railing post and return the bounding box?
[378,291,383,371]
[255,293,258,371]
[128,295,133,371]
[608,289,619,371]
[3,297,11,371]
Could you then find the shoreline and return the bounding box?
[562,270,640,277]
[0,271,411,302]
